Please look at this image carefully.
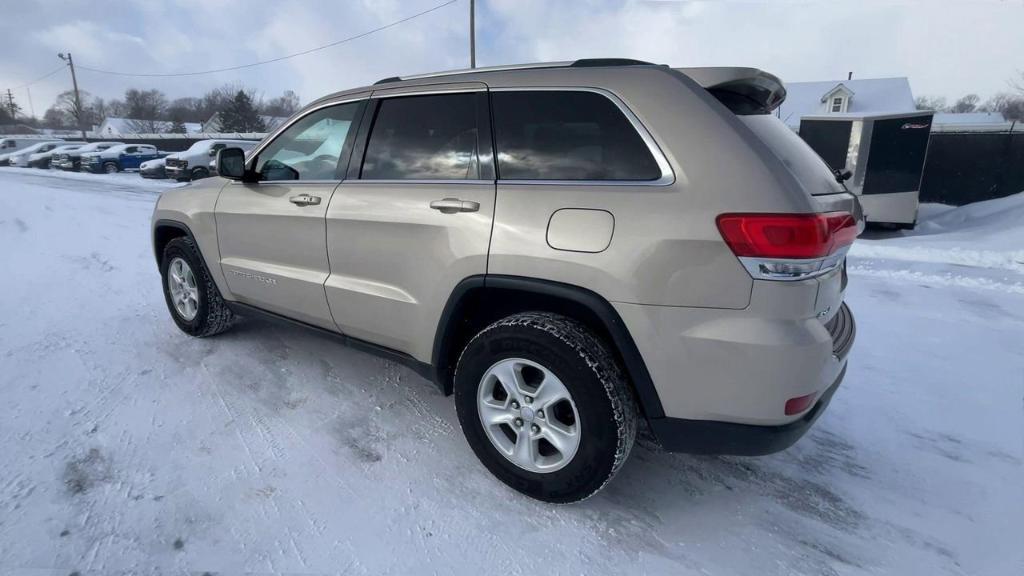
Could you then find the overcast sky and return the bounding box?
[2,0,1021,116]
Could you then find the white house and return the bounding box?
[777,77,917,129]
[95,117,202,135]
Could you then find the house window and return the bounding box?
[831,97,844,113]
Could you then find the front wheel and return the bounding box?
[190,167,209,180]
[160,237,234,337]
[454,312,638,503]
[103,162,119,173]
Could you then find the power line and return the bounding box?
[10,65,66,90]
[77,0,460,78]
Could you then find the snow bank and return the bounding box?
[850,192,1024,274]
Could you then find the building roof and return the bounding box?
[97,117,202,135]
[777,77,916,127]
[932,112,1006,125]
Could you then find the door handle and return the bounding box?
[430,198,480,214]
[289,194,321,206]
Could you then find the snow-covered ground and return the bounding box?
[1,166,1020,575]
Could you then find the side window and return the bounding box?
[255,102,361,181]
[492,90,661,181]
[361,93,480,180]
[124,146,137,153]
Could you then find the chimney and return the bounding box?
[848,72,853,80]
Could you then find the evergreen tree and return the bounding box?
[220,90,266,132]
[169,117,187,134]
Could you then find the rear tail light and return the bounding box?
[716,212,857,281]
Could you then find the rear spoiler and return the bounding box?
[675,67,786,114]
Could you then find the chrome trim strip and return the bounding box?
[489,86,675,186]
[227,180,342,186]
[371,88,486,98]
[347,179,493,185]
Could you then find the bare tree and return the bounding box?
[949,94,980,114]
[261,90,300,117]
[980,92,1024,122]
[53,89,95,129]
[914,95,947,112]
[124,89,168,132]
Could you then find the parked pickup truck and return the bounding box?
[81,144,165,173]
[164,139,257,181]
[7,141,81,167]
[52,141,124,171]
[27,143,88,169]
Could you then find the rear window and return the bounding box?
[740,115,845,195]
[491,91,660,181]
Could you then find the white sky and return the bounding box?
[1,0,1021,116]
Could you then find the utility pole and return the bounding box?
[58,52,88,140]
[469,0,476,69]
[4,89,16,118]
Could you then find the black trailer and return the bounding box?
[799,111,934,228]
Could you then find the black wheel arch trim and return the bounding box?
[431,274,666,419]
[153,219,200,266]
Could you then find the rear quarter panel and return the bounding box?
[485,67,816,308]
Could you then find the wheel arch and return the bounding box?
[432,275,665,419]
[152,219,196,266]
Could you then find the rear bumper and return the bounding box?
[649,363,846,455]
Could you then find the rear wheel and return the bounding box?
[454,312,638,503]
[103,162,119,173]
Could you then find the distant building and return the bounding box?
[777,77,917,129]
[95,117,202,135]
[201,113,288,133]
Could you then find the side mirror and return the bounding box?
[217,147,250,181]
[834,169,853,183]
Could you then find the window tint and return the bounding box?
[256,101,361,181]
[361,93,481,180]
[492,91,661,181]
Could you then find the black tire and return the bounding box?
[190,167,209,180]
[160,237,234,337]
[103,162,119,174]
[454,312,638,503]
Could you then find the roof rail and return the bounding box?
[373,58,659,85]
[569,58,656,67]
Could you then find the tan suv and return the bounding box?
[152,59,859,503]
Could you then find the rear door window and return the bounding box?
[361,93,482,180]
[491,90,661,181]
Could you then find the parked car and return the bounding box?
[164,139,257,181]
[0,138,65,165]
[81,144,164,173]
[52,141,124,171]
[140,157,167,179]
[152,60,861,503]
[8,141,82,167]
[27,143,88,169]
